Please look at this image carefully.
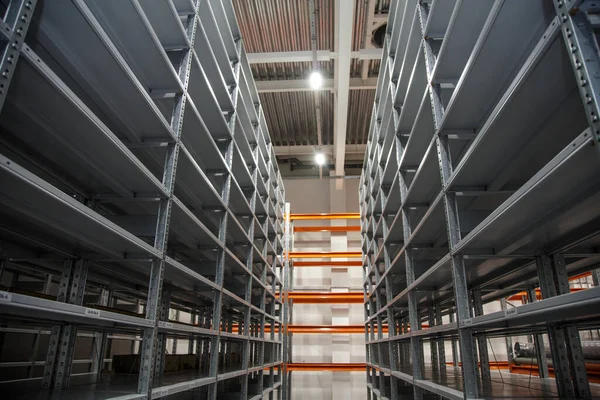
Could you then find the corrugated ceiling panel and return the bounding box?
[346,89,375,145]
[251,61,333,81]
[232,0,334,53]
[260,91,334,147]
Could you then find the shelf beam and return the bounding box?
[287,362,366,372]
[293,260,362,267]
[289,251,362,259]
[287,291,364,304]
[293,225,361,233]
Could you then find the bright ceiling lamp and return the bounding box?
[315,152,325,166]
[309,71,323,90]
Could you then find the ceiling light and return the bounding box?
[315,152,325,166]
[309,71,323,90]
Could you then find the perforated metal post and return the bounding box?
[241,215,255,400]
[42,259,88,389]
[536,255,576,398]
[154,291,172,384]
[137,5,200,394]
[448,312,459,367]
[0,0,38,112]
[555,0,600,158]
[552,254,590,399]
[281,202,291,400]
[207,138,234,400]
[427,307,439,372]
[90,288,110,375]
[472,290,490,381]
[525,287,549,378]
[435,304,446,373]
[41,259,72,389]
[384,274,399,400]
[28,274,52,378]
[499,299,514,365]
[415,0,481,395]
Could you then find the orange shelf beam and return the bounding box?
[289,251,362,259]
[507,287,585,301]
[287,363,366,372]
[288,291,364,304]
[293,260,363,267]
[289,213,360,221]
[290,324,387,334]
[231,324,388,334]
[509,363,600,383]
[506,272,592,301]
[293,225,361,232]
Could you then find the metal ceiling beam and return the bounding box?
[273,144,366,157]
[334,0,354,183]
[255,78,377,93]
[246,48,382,64]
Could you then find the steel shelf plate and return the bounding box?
[83,0,181,92]
[424,0,456,39]
[399,90,434,168]
[454,129,600,255]
[467,286,600,330]
[0,153,160,259]
[432,0,494,82]
[440,2,555,132]
[33,0,177,140]
[404,138,440,205]
[391,7,420,86]
[198,0,236,85]
[394,52,427,121]
[206,0,239,62]
[193,25,234,111]
[138,0,188,50]
[187,58,232,137]
[4,48,166,200]
[448,25,582,191]
[0,291,153,329]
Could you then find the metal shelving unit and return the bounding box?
[0,0,287,399]
[361,0,600,399]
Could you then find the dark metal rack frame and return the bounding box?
[0,0,288,399]
[360,0,600,399]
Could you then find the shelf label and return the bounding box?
[462,318,473,326]
[0,291,11,302]
[164,322,174,329]
[85,308,101,317]
[157,388,169,397]
[505,307,518,317]
[189,381,198,389]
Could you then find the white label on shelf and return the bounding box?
[0,291,12,302]
[157,388,169,397]
[462,318,473,326]
[164,322,174,329]
[85,308,101,317]
[505,307,518,317]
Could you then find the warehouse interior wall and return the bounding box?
[283,177,366,400]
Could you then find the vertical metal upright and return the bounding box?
[137,4,200,395]
[281,202,291,400]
